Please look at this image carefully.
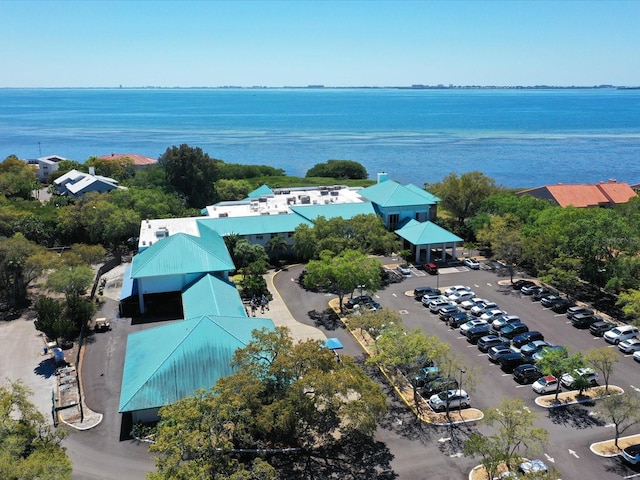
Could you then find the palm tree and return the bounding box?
[266,234,288,267]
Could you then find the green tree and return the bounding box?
[426,171,500,227]
[0,156,38,199]
[347,307,402,343]
[85,155,136,181]
[304,249,381,312]
[215,178,252,201]
[0,380,72,480]
[46,264,95,330]
[617,288,640,325]
[539,253,582,294]
[598,391,640,448]
[149,327,388,479]
[464,432,507,480]
[536,348,584,402]
[34,296,66,341]
[477,214,524,282]
[0,233,51,307]
[584,347,618,392]
[292,224,316,261]
[305,159,368,179]
[159,144,221,208]
[480,398,549,471]
[265,234,288,266]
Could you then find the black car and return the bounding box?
[532,288,555,302]
[566,306,594,320]
[421,376,459,397]
[590,320,616,336]
[571,313,603,329]
[414,286,441,300]
[551,298,574,313]
[466,324,492,344]
[448,313,473,328]
[512,279,535,290]
[477,334,511,353]
[500,322,529,339]
[499,352,525,372]
[345,295,373,309]
[512,331,545,349]
[513,364,543,384]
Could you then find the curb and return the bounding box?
[590,433,640,458]
[533,386,624,408]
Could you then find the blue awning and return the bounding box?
[325,338,344,350]
[119,265,137,300]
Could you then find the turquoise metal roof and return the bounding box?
[118,315,275,412]
[395,220,463,245]
[182,273,247,319]
[130,231,235,279]
[246,185,274,198]
[405,184,441,203]
[289,202,376,222]
[197,214,313,237]
[359,180,438,208]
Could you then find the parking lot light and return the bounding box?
[459,369,466,413]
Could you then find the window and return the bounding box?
[388,214,399,229]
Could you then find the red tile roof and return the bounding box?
[98,153,157,166]
[517,181,637,207]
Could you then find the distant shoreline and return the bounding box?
[1,85,639,91]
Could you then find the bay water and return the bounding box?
[1,88,639,188]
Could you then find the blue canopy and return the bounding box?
[325,338,344,350]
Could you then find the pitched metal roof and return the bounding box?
[182,273,247,319]
[395,220,463,245]
[405,183,441,203]
[130,231,235,279]
[358,180,438,207]
[289,202,376,222]
[118,315,275,412]
[246,185,274,198]
[197,214,313,237]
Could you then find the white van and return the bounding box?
[604,325,638,344]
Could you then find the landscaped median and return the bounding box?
[328,298,484,425]
[590,433,640,457]
[533,385,624,408]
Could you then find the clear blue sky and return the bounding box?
[2,0,639,87]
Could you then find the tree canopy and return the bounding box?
[305,160,368,180]
[0,155,37,200]
[149,327,390,479]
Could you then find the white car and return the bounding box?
[397,263,412,276]
[444,285,471,297]
[481,309,507,321]
[604,325,639,344]
[471,301,498,316]
[618,338,640,354]
[460,319,488,333]
[532,375,559,394]
[428,389,470,412]
[460,297,486,311]
[463,258,480,269]
[448,291,476,304]
[519,459,548,475]
[560,367,598,389]
[634,350,640,363]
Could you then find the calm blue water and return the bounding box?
[1,88,640,188]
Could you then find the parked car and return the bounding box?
[571,313,603,329]
[560,367,598,389]
[352,301,380,313]
[512,279,535,290]
[499,322,529,340]
[519,340,550,363]
[414,286,441,300]
[488,345,516,363]
[551,298,574,313]
[466,324,492,344]
[499,352,525,372]
[604,325,639,344]
[481,309,508,321]
[520,283,541,295]
[421,376,459,397]
[439,305,462,321]
[460,319,488,334]
[540,295,563,308]
[428,389,470,412]
[532,345,566,363]
[397,263,412,276]
[463,258,480,269]
[471,301,498,317]
[422,292,444,306]
[491,315,521,333]
[413,366,440,387]
[566,306,594,320]
[512,331,545,349]
[532,287,555,302]
[622,444,640,465]
[345,295,373,309]
[444,285,471,297]
[429,297,455,313]
[513,364,543,384]
[618,338,640,354]
[448,313,473,328]
[589,320,616,336]
[448,291,476,304]
[519,459,548,475]
[634,350,640,363]
[532,375,559,394]
[477,334,511,353]
[460,297,485,311]
[425,263,438,275]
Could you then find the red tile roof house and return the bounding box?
[98,153,157,170]
[516,180,637,208]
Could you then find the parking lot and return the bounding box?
[276,260,640,480]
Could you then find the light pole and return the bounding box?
[458,369,466,413]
